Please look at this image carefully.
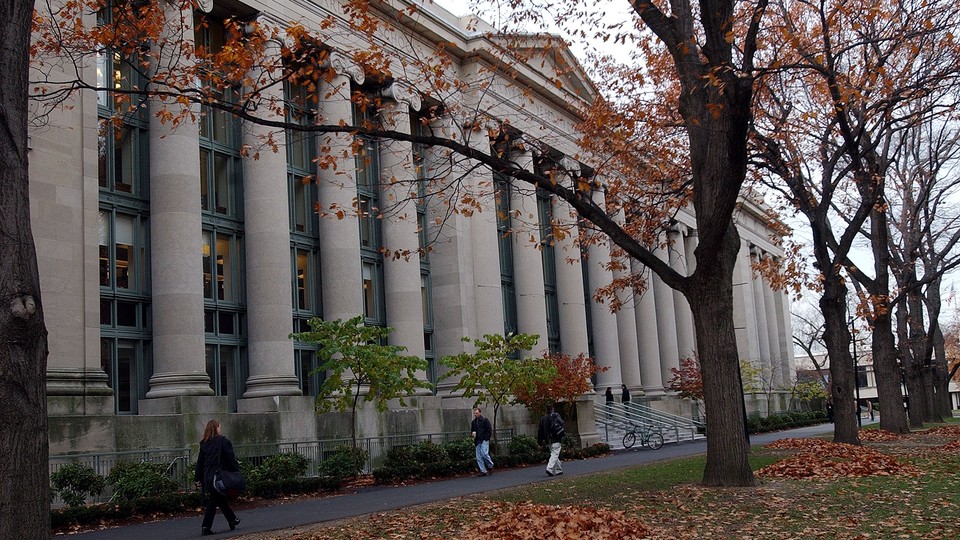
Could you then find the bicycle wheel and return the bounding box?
[622,432,636,449]
[645,433,664,450]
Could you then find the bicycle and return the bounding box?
[622,424,664,450]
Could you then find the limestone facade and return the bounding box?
[31,0,794,454]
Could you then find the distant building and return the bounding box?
[794,352,960,411]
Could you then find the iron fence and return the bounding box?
[49,428,514,506]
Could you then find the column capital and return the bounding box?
[380,81,422,112]
[326,51,366,85]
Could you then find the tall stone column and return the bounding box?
[610,204,641,391]
[379,85,427,366]
[761,267,783,387]
[635,264,664,394]
[468,136,505,340]
[241,40,301,398]
[586,191,622,391]
[429,115,504,393]
[733,242,762,364]
[749,246,772,374]
[43,6,112,406]
[146,5,212,397]
[317,54,365,321]
[653,243,680,389]
[683,229,699,357]
[553,196,589,358]
[775,283,795,385]
[669,226,696,362]
[510,146,548,355]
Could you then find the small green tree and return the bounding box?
[291,316,431,449]
[791,380,829,411]
[440,333,552,444]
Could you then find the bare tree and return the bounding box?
[755,0,960,438]
[887,115,960,424]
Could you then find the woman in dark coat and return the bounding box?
[194,419,241,535]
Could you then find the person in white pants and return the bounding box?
[537,404,564,476]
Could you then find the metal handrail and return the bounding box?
[595,402,704,445]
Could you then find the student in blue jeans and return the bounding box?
[471,407,494,476]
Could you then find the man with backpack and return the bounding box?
[537,404,565,476]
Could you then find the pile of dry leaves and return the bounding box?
[920,425,960,438]
[858,429,905,442]
[459,501,650,540]
[758,438,921,479]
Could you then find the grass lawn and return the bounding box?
[239,422,960,539]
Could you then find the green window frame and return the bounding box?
[412,110,435,385]
[96,4,152,414]
[196,16,247,410]
[355,101,385,328]
[537,187,561,354]
[494,172,518,337]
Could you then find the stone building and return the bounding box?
[31,0,794,455]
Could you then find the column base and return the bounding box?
[145,371,215,398]
[642,386,667,396]
[243,375,303,398]
[46,367,113,396]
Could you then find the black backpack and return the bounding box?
[549,413,565,439]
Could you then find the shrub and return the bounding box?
[383,444,414,466]
[106,461,179,502]
[443,437,475,461]
[50,463,106,508]
[247,452,310,484]
[317,446,366,481]
[51,491,202,530]
[410,441,450,464]
[507,434,540,456]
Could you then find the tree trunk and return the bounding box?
[821,280,860,444]
[904,362,926,428]
[688,224,754,487]
[931,322,952,418]
[0,1,51,537]
[921,365,941,423]
[865,203,908,433]
[872,311,908,433]
[927,283,953,418]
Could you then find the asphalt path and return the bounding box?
[62,422,850,539]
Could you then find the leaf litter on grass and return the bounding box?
[759,438,920,479]
[237,427,960,540]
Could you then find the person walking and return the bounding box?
[471,407,494,476]
[195,419,241,536]
[621,384,631,405]
[866,400,874,421]
[537,404,565,476]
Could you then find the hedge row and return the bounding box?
[747,410,828,434]
[51,447,363,530]
[371,436,611,483]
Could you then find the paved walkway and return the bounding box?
[63,422,859,539]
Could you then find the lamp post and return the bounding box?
[851,317,862,428]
